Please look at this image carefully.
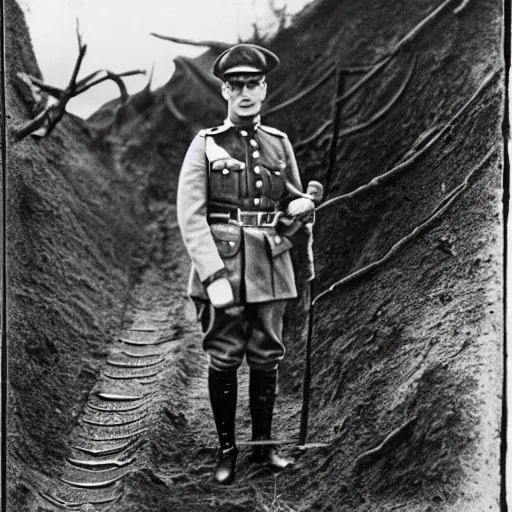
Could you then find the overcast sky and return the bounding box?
[18,0,311,118]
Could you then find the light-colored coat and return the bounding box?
[177,119,314,304]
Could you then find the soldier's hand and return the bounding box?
[306,181,324,204]
[206,277,234,308]
[287,197,315,217]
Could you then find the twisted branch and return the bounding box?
[76,69,146,100]
[14,22,145,140]
[18,74,63,99]
[312,145,497,306]
[150,33,231,52]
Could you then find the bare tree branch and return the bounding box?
[14,26,145,140]
[76,70,146,101]
[18,74,64,99]
[150,33,231,51]
[14,109,52,140]
[76,70,104,89]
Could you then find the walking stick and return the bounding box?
[298,284,316,445]
[298,67,344,446]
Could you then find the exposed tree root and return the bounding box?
[313,145,497,305]
[336,0,462,107]
[353,417,418,471]
[317,70,498,212]
[453,0,472,14]
[263,65,336,116]
[295,55,416,150]
[293,0,463,148]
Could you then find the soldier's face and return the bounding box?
[222,76,267,119]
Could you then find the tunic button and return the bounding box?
[274,235,282,245]
[254,166,261,174]
[250,139,258,148]
[228,241,235,247]
[222,168,229,175]
[252,151,260,159]
[240,130,248,137]
[253,198,260,205]
[255,180,263,188]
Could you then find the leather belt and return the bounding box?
[209,208,283,227]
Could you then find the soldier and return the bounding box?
[177,43,323,485]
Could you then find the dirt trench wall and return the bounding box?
[265,0,504,509]
[4,0,504,509]
[5,0,150,505]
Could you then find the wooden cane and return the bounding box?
[298,68,344,446]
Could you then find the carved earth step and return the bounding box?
[60,467,131,488]
[39,488,120,508]
[81,410,148,427]
[87,398,148,413]
[68,436,142,460]
[77,422,148,442]
[72,436,145,457]
[121,348,163,358]
[107,354,164,368]
[138,376,160,385]
[94,386,154,403]
[66,455,135,470]
[118,336,168,346]
[102,366,161,380]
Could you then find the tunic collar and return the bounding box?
[224,115,261,132]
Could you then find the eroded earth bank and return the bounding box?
[5,0,505,510]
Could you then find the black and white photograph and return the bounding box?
[1,0,507,510]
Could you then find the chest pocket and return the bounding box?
[208,158,244,203]
[259,162,286,201]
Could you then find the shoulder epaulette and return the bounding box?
[200,123,232,137]
[258,124,288,138]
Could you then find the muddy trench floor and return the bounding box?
[32,217,311,512]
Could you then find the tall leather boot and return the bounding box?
[249,368,292,469]
[208,367,239,484]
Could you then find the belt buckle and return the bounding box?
[233,209,283,227]
[264,211,282,227]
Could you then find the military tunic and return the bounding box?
[177,117,313,305]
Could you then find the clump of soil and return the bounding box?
[6,0,504,510]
